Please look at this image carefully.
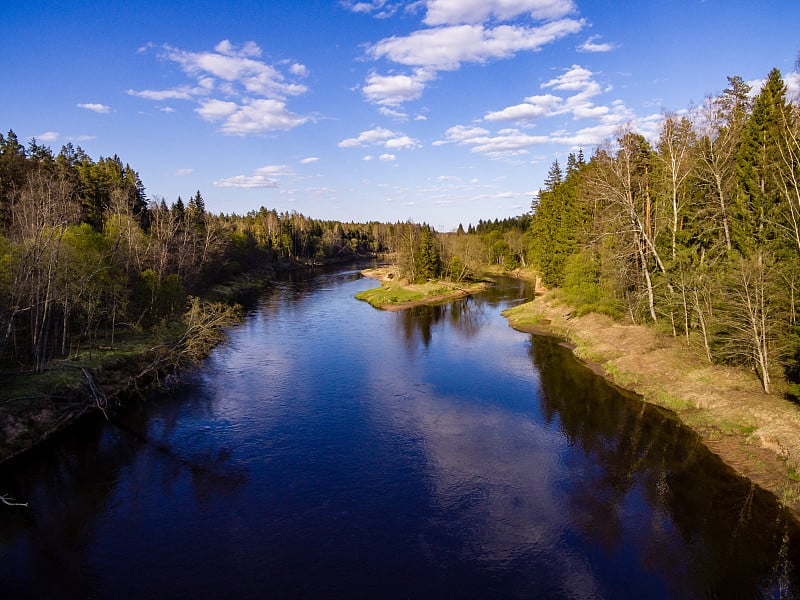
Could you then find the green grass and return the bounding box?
[1,333,158,402]
[355,286,424,308]
[501,302,548,328]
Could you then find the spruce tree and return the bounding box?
[733,68,789,255]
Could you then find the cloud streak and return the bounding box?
[77,103,111,113]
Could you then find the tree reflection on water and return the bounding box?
[530,335,800,599]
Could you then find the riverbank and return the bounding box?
[1,298,242,464]
[503,290,800,518]
[356,267,489,311]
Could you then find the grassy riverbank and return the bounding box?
[356,267,489,311]
[0,298,243,464]
[503,290,800,518]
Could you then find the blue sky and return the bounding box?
[2,0,799,231]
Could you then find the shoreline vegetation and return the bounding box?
[356,267,489,310]
[502,287,800,521]
[0,258,372,466]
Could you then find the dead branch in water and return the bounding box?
[0,494,28,507]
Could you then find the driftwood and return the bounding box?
[63,363,108,419]
[0,494,28,507]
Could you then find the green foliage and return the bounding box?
[528,157,589,286]
[522,68,800,395]
[415,224,441,282]
[560,250,622,318]
[355,286,423,308]
[134,269,187,327]
[448,255,466,282]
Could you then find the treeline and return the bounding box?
[390,218,532,284]
[0,132,393,373]
[526,68,800,397]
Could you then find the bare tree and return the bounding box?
[590,129,667,321]
[4,168,79,370]
[718,253,776,393]
[657,113,696,260]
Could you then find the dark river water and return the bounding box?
[1,267,799,599]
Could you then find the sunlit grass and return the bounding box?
[355,286,424,308]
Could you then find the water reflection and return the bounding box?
[530,336,800,599]
[397,296,487,347]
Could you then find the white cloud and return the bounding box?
[482,65,608,125]
[379,153,397,161]
[484,94,561,121]
[362,70,433,105]
[444,92,644,159]
[341,0,400,18]
[299,156,320,164]
[196,98,308,135]
[369,20,582,71]
[196,99,238,120]
[435,125,490,144]
[577,35,616,53]
[379,106,409,119]
[127,87,196,101]
[748,71,800,100]
[162,42,307,99]
[788,72,800,99]
[385,135,421,150]
[213,162,302,189]
[339,127,421,150]
[542,64,594,91]
[363,155,375,161]
[256,164,295,176]
[160,106,176,113]
[130,40,310,136]
[77,103,111,113]
[36,131,59,142]
[362,13,583,105]
[214,39,262,58]
[213,175,279,188]
[423,0,576,25]
[174,168,193,176]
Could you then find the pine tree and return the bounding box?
[733,68,789,255]
[544,159,563,190]
[415,224,441,281]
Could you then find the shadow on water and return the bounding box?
[398,297,487,347]
[0,390,248,598]
[530,335,800,599]
[395,276,534,348]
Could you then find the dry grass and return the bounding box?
[505,290,800,518]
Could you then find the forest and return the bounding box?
[2,66,799,403]
[526,68,800,398]
[0,135,404,380]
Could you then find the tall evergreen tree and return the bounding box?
[415,224,441,281]
[733,68,789,255]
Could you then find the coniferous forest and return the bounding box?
[527,69,800,398]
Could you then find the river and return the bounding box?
[1,267,798,598]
